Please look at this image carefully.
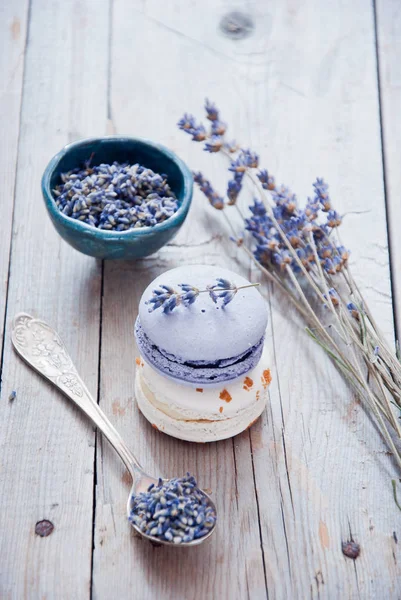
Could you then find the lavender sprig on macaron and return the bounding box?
[146,278,260,313]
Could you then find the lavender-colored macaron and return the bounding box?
[134,265,267,386]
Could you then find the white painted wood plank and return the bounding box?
[375,0,401,343]
[93,1,400,598]
[92,3,268,599]
[245,1,400,597]
[1,0,395,597]
[0,0,28,355]
[0,0,108,597]
[93,257,266,600]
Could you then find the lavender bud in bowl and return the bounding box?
[41,136,193,259]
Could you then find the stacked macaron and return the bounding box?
[134,265,271,442]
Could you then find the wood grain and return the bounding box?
[247,1,400,597]
[0,0,29,359]
[375,0,401,342]
[90,1,399,599]
[91,5,270,598]
[93,1,400,599]
[0,0,108,597]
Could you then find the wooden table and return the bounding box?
[1,1,401,598]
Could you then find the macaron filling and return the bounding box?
[135,318,265,386]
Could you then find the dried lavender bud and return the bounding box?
[193,172,224,210]
[227,176,243,205]
[177,114,207,141]
[257,169,275,191]
[53,161,179,231]
[323,288,340,308]
[313,178,331,211]
[129,474,216,544]
[205,99,219,121]
[327,210,342,228]
[347,302,360,320]
[204,135,223,153]
[211,121,226,136]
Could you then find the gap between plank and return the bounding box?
[248,428,269,599]
[90,259,105,600]
[90,0,113,592]
[0,0,32,390]
[247,251,269,597]
[372,0,399,340]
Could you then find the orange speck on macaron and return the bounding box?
[219,406,224,413]
[135,357,141,366]
[219,389,232,403]
[256,390,260,401]
[151,423,159,431]
[196,388,203,392]
[261,369,272,389]
[243,376,253,391]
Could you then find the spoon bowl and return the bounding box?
[127,476,217,546]
[11,313,217,547]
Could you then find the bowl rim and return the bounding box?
[41,135,193,238]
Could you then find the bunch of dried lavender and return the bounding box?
[178,100,401,470]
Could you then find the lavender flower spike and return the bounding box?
[229,154,249,174]
[313,177,331,211]
[327,210,342,228]
[176,100,401,470]
[207,278,237,306]
[177,114,207,142]
[145,284,180,313]
[257,169,275,191]
[147,279,260,313]
[179,283,200,305]
[193,171,224,210]
[227,178,242,205]
[243,149,259,169]
[177,113,196,132]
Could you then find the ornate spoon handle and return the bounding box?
[11,313,142,477]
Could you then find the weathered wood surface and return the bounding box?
[0,0,28,360]
[0,0,108,597]
[1,1,401,599]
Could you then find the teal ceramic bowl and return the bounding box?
[41,136,193,259]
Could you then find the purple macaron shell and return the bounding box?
[138,265,267,362]
[135,319,265,386]
[135,265,268,386]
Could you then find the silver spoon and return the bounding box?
[11,313,217,547]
